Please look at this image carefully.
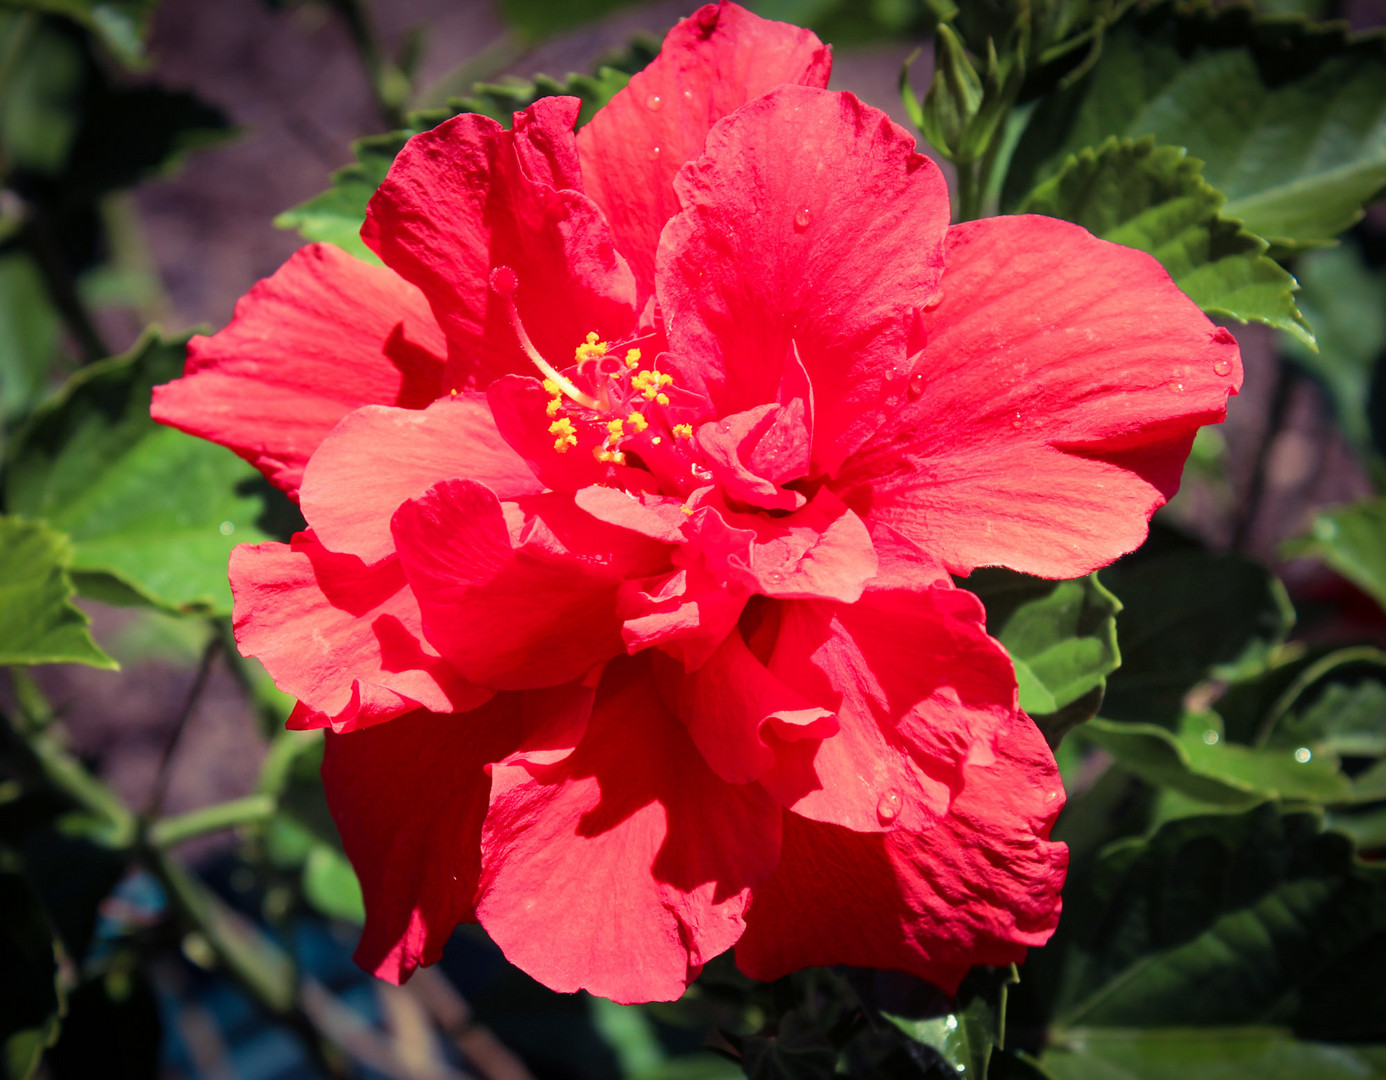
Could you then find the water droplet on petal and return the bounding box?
[682,88,694,100]
[645,94,663,111]
[647,145,662,161]
[794,207,811,230]
[1010,412,1023,429]
[923,290,944,312]
[1169,380,1185,393]
[1295,747,1313,763]
[1044,790,1059,803]
[766,570,786,585]
[876,788,902,822]
[1213,357,1233,377]
[907,372,925,400]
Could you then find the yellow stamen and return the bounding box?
[549,416,577,453]
[606,418,625,437]
[626,412,648,433]
[542,379,560,396]
[575,331,609,365]
[545,397,563,416]
[680,504,695,515]
[673,423,693,439]
[624,348,642,369]
[655,393,669,406]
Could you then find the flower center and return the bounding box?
[491,265,706,495]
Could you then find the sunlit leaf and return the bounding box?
[0,517,115,669]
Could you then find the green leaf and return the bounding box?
[300,844,364,924]
[1003,5,1386,250]
[4,331,285,614]
[0,11,83,175]
[964,569,1121,742]
[495,0,640,40]
[1277,244,1386,461]
[1045,806,1386,1037]
[0,516,115,669]
[1042,1028,1386,1080]
[1285,499,1386,614]
[1018,137,1311,346]
[0,253,62,432]
[1079,713,1353,810]
[0,863,62,1080]
[1101,546,1294,725]
[276,60,647,262]
[0,0,159,67]
[884,966,1018,1080]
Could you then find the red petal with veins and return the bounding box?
[834,214,1243,578]
[392,481,672,690]
[364,97,637,390]
[663,627,836,785]
[230,533,489,733]
[475,654,781,1003]
[151,243,444,499]
[577,1,830,300]
[660,85,950,475]
[299,395,543,565]
[758,527,1017,834]
[322,695,521,983]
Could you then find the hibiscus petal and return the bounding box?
[663,628,836,785]
[363,97,637,390]
[230,533,489,733]
[576,1,830,299]
[322,699,523,983]
[151,243,444,499]
[735,729,1068,993]
[696,401,810,511]
[659,85,950,473]
[475,655,782,1003]
[834,214,1243,578]
[392,481,671,690]
[698,489,878,603]
[759,528,1020,834]
[298,395,543,565]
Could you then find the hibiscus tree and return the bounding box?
[152,2,1241,1003]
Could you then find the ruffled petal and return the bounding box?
[298,395,543,564]
[363,97,637,390]
[759,526,1020,834]
[695,489,878,603]
[659,85,950,473]
[322,699,524,983]
[664,627,836,785]
[576,1,830,300]
[475,655,782,1003]
[392,481,672,690]
[151,243,444,499]
[230,533,490,733]
[834,214,1243,578]
[736,742,1068,992]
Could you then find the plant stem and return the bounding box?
[148,794,277,849]
[1231,358,1296,554]
[955,160,982,222]
[146,636,221,819]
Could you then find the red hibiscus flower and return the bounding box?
[152,2,1241,1003]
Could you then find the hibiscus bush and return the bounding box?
[2,0,1386,1076]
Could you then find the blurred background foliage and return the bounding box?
[2,0,1386,1076]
